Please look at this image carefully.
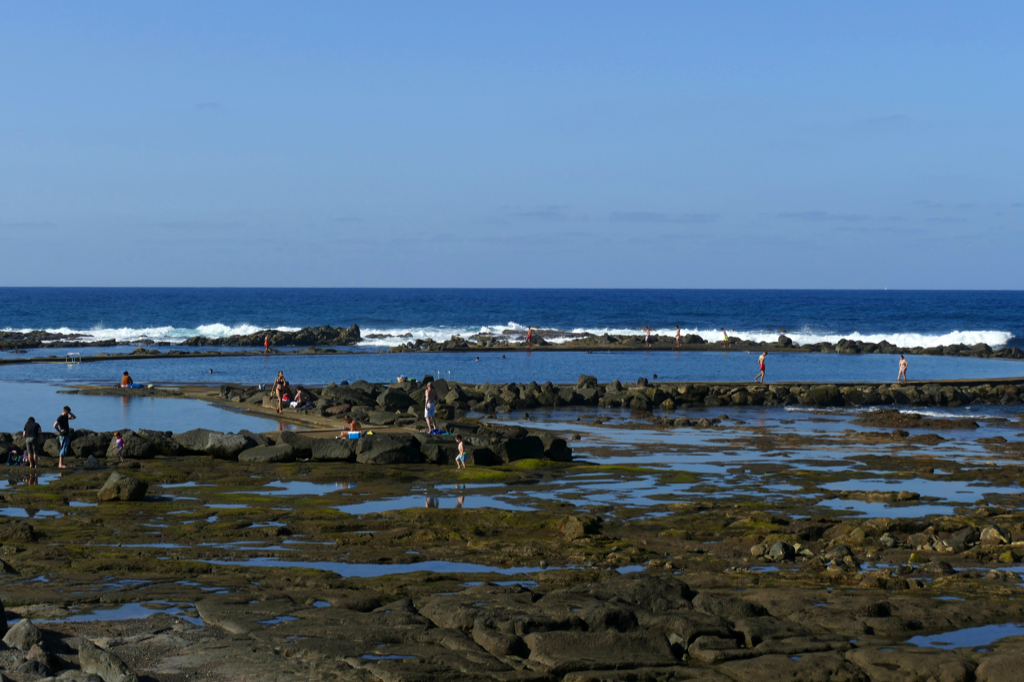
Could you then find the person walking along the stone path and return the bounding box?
[22,417,41,469]
[53,405,76,469]
[898,355,908,383]
[425,381,439,432]
[755,351,767,383]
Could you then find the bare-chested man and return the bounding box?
[424,381,439,432]
[755,351,767,383]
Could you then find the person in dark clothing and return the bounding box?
[53,406,76,469]
[22,417,41,468]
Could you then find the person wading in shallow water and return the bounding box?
[53,405,76,469]
[898,355,909,383]
[755,351,767,383]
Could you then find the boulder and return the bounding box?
[3,618,43,651]
[238,444,296,463]
[172,429,257,460]
[523,630,676,675]
[0,519,35,543]
[577,375,598,389]
[84,455,102,469]
[356,433,422,464]
[799,385,844,408]
[105,430,158,460]
[70,431,113,458]
[0,598,5,637]
[77,639,140,682]
[309,438,358,462]
[377,389,414,412]
[491,435,545,463]
[97,472,148,502]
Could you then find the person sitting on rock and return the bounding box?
[121,371,133,387]
[291,387,312,407]
[338,416,362,438]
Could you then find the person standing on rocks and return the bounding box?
[526,326,534,349]
[898,355,908,383]
[755,351,767,383]
[53,405,76,469]
[721,328,730,347]
[22,417,41,469]
[264,334,270,354]
[642,327,653,349]
[675,326,681,349]
[424,381,439,432]
[272,371,288,414]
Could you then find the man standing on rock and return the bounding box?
[755,351,767,383]
[642,327,653,349]
[264,334,270,354]
[424,381,438,432]
[53,405,76,469]
[898,355,908,383]
[526,326,533,349]
[675,326,681,349]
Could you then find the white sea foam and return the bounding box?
[1,324,301,345]
[1,321,1013,349]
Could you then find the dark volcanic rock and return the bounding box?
[356,433,422,464]
[238,444,296,463]
[97,472,148,502]
[180,324,360,347]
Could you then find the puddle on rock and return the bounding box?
[907,622,1024,649]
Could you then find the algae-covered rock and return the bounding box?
[559,515,601,541]
[97,472,148,502]
[0,518,35,543]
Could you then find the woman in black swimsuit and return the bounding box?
[272,371,288,414]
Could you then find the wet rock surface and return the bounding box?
[2,383,1024,679]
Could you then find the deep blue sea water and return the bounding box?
[0,288,1021,349]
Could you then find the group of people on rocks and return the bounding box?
[19,405,76,469]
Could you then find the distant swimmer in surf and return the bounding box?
[898,355,908,383]
[755,351,767,384]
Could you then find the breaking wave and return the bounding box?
[2,321,1013,350]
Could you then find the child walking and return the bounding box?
[455,435,467,469]
[114,431,125,462]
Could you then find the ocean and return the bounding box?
[0,288,1020,350]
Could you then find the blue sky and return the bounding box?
[2,2,1022,288]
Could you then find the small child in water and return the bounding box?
[455,435,466,469]
[114,431,125,462]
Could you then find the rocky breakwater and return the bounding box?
[391,329,1024,360]
[665,380,1024,409]
[180,324,361,347]
[0,420,571,467]
[0,329,119,350]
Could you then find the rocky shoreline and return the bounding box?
[4,324,1024,362]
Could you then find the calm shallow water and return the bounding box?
[1,350,1021,386]
[0,381,287,433]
